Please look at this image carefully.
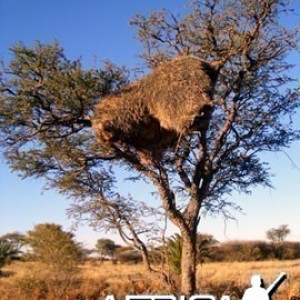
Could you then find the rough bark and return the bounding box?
[180,229,197,296]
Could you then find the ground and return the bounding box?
[0,260,299,299]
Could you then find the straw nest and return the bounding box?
[92,55,217,162]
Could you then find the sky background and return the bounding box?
[0,0,300,249]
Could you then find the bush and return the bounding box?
[25,223,84,296]
[116,248,142,264]
[0,239,21,273]
[213,240,300,262]
[26,223,83,272]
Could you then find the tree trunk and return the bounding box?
[140,247,152,272]
[181,230,197,296]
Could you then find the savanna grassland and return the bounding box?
[0,260,299,300]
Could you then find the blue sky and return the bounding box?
[0,0,300,248]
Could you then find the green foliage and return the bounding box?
[0,41,128,195]
[166,233,183,274]
[1,231,25,250]
[0,239,21,272]
[166,233,217,273]
[26,223,83,274]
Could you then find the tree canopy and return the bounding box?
[26,223,83,272]
[266,224,291,243]
[95,238,119,261]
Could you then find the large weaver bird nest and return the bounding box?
[92,55,218,162]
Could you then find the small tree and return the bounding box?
[266,224,290,243]
[266,224,290,259]
[26,223,83,275]
[95,238,118,262]
[68,194,164,274]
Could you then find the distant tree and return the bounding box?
[95,238,119,262]
[115,246,143,264]
[266,224,291,259]
[266,225,290,243]
[26,223,83,275]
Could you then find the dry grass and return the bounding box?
[0,260,299,299]
[197,260,300,299]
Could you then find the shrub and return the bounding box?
[0,239,21,273]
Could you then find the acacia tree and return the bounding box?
[95,238,118,261]
[266,224,290,243]
[266,224,291,259]
[1,0,300,295]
